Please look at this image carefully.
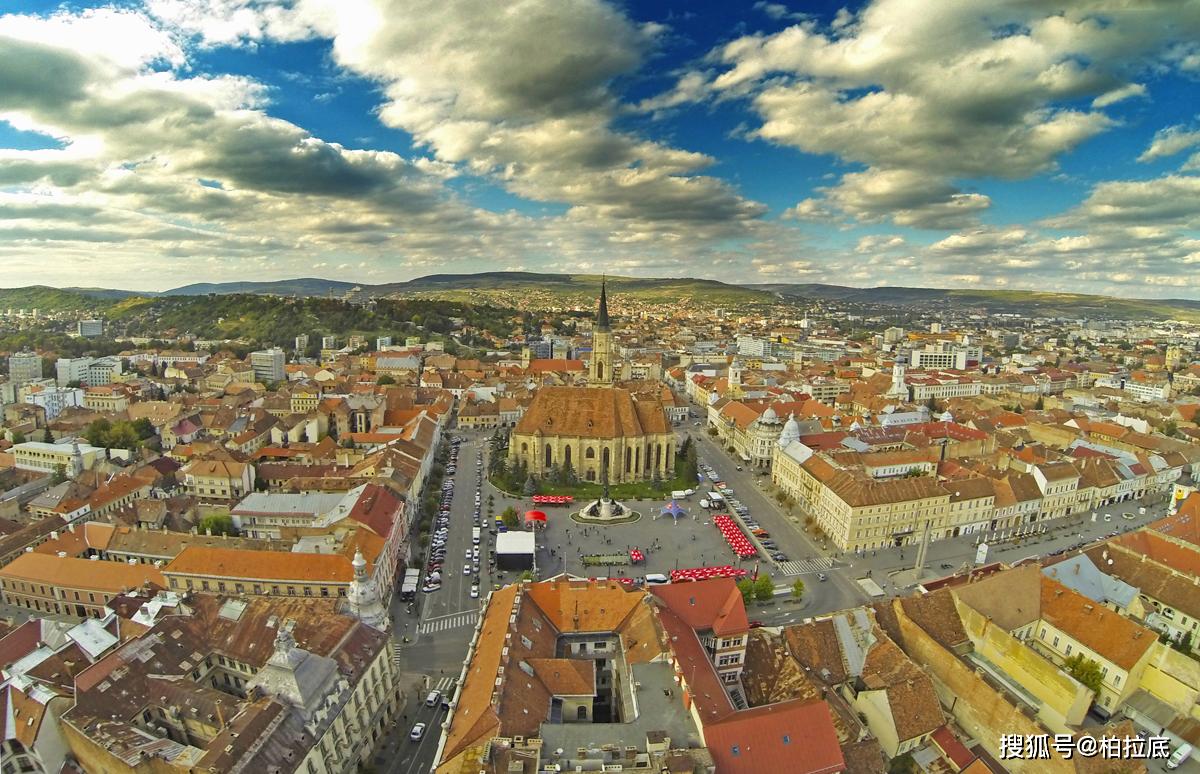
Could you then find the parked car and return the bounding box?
[410,722,426,741]
[817,572,828,582]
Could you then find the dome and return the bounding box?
[777,412,802,447]
[761,405,780,424]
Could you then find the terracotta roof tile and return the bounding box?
[164,546,353,583]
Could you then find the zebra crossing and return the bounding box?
[417,610,480,635]
[776,557,833,576]
[430,676,456,694]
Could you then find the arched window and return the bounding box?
[521,443,528,455]
[564,445,572,467]
[624,447,631,473]
[585,447,596,459]
[545,445,552,468]
[576,705,588,720]
[596,361,604,380]
[655,444,662,471]
[587,470,595,481]
[602,448,611,477]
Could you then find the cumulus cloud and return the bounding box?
[1138,123,1200,162]
[654,0,1200,229]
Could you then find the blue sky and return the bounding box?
[0,0,1198,297]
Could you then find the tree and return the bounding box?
[737,578,755,605]
[791,578,806,601]
[1064,653,1104,696]
[500,506,520,528]
[10,430,25,444]
[753,573,774,602]
[560,459,578,486]
[41,428,54,443]
[1162,420,1179,438]
[523,474,537,496]
[1034,395,1045,411]
[199,513,237,536]
[377,374,396,385]
[51,464,68,485]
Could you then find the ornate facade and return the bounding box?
[508,283,674,484]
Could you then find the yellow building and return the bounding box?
[12,440,103,476]
[82,385,129,412]
[163,546,352,599]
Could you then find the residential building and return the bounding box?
[180,458,256,501]
[60,594,401,774]
[0,552,165,618]
[23,385,84,419]
[250,346,286,383]
[76,319,103,337]
[7,350,42,384]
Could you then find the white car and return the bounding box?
[463,564,472,575]
[465,548,473,559]
[410,722,426,741]
[470,585,479,598]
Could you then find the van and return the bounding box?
[425,690,441,708]
[472,527,481,545]
[1166,743,1192,770]
[644,573,670,585]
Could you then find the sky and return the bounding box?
[0,0,1198,297]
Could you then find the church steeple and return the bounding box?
[597,276,610,330]
[589,278,614,387]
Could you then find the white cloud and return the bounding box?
[652,0,1200,229]
[1139,123,1200,162]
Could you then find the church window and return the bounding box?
[655,444,662,470]
[625,448,631,473]
[597,362,604,380]
[545,445,552,468]
[586,447,596,460]
[521,443,528,455]
[602,447,611,474]
[576,706,588,720]
[564,446,572,467]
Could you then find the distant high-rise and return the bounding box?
[250,348,286,384]
[376,336,393,350]
[321,335,337,350]
[77,319,103,338]
[8,351,43,385]
[294,334,309,352]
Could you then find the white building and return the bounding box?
[23,386,84,419]
[55,356,122,387]
[909,341,982,370]
[7,351,42,385]
[250,347,286,383]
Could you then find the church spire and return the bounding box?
[597,277,610,331]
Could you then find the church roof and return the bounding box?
[514,386,669,439]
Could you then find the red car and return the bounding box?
[748,620,765,629]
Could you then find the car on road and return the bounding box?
[816,572,828,582]
[465,549,473,559]
[771,552,788,561]
[425,690,441,707]
[410,722,426,741]
[748,620,765,629]
[470,585,479,598]
[463,564,472,575]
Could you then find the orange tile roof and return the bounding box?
[1040,575,1155,670]
[649,577,749,636]
[528,658,595,696]
[0,553,165,593]
[524,578,644,632]
[703,698,845,774]
[164,546,353,583]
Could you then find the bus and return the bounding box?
[400,568,421,601]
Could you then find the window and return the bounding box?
[1114,675,1120,687]
[1065,644,1072,656]
[1052,636,1059,648]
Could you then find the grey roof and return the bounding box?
[232,491,346,517]
[1042,555,1138,609]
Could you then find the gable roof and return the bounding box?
[704,699,845,774]
[649,577,749,636]
[1039,575,1155,670]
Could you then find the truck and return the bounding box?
[400,568,421,600]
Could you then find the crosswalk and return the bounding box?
[776,557,833,576]
[430,676,456,694]
[418,610,480,635]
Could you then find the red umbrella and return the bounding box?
[525,510,547,522]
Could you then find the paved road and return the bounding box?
[388,434,495,774]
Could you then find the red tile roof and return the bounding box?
[649,577,748,636]
[704,699,845,774]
